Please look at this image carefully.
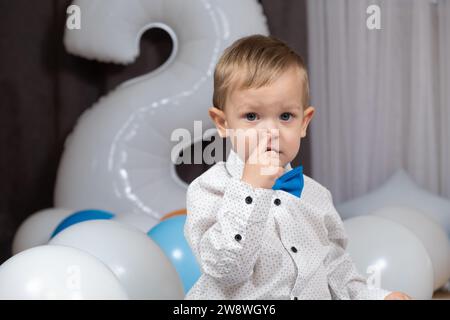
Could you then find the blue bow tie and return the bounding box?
[271,165,304,198]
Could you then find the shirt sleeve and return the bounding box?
[323,190,392,300]
[184,174,274,287]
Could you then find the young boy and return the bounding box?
[184,35,411,300]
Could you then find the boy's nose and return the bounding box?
[259,127,280,139]
[257,128,280,149]
[259,119,280,132]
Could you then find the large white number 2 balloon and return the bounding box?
[55,0,269,220]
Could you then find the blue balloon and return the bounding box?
[51,209,115,239]
[148,215,201,294]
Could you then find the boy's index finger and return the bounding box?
[256,130,270,156]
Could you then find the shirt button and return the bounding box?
[234,234,242,242]
[291,246,297,253]
[245,196,253,204]
[274,198,281,206]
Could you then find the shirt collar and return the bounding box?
[225,148,293,179]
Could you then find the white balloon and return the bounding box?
[55,0,269,220]
[372,206,450,290]
[0,245,128,300]
[337,170,450,237]
[49,220,184,299]
[113,212,159,233]
[12,208,73,255]
[343,215,434,299]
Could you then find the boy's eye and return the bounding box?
[245,113,258,121]
[280,112,293,121]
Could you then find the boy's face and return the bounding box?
[209,66,315,168]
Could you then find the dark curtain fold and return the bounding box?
[0,0,309,263]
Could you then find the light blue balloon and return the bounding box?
[51,209,115,239]
[148,215,201,294]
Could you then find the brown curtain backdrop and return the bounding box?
[0,0,309,263]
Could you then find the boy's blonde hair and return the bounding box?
[213,34,309,111]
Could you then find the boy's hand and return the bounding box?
[241,130,284,189]
[384,291,413,300]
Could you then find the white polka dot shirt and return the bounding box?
[184,148,392,300]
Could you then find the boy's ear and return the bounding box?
[208,106,228,138]
[301,106,315,138]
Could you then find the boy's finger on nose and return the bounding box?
[249,129,262,145]
[256,131,270,159]
[246,130,264,162]
[258,130,269,148]
[267,150,281,167]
